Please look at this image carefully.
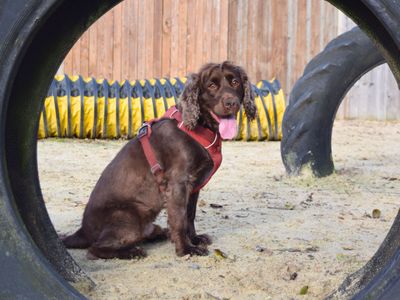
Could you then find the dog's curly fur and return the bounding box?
[237,65,257,120]
[61,62,257,259]
[180,74,201,130]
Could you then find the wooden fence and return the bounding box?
[336,14,400,120]
[62,0,338,94]
[61,0,400,120]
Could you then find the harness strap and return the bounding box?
[137,124,162,175]
[137,121,167,193]
[137,106,222,193]
[167,107,219,150]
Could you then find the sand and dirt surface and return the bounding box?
[38,120,399,299]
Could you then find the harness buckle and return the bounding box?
[151,163,163,175]
[137,123,149,139]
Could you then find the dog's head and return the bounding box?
[178,61,257,139]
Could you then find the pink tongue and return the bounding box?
[219,117,238,139]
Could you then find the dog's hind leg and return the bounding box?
[87,210,147,260]
[61,228,90,249]
[87,227,147,260]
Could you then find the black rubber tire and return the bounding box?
[281,26,384,177]
[283,0,400,298]
[329,211,400,299]
[0,0,399,299]
[0,0,121,298]
[332,0,400,83]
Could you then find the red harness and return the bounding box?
[137,106,222,194]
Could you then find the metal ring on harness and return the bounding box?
[137,123,150,139]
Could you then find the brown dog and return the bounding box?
[62,62,257,259]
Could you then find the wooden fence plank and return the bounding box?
[144,0,155,78]
[192,0,204,72]
[186,0,197,73]
[128,0,138,80]
[80,29,89,77]
[169,0,179,77]
[120,0,130,81]
[153,0,163,77]
[202,0,212,65]
[274,0,289,87]
[263,0,273,80]
[113,3,122,81]
[71,37,81,76]
[293,0,307,89]
[103,9,114,80]
[210,0,220,62]
[246,0,255,79]
[253,0,265,81]
[96,12,106,79]
[161,0,172,77]
[137,1,146,79]
[63,51,73,76]
[88,21,98,78]
[219,0,229,62]
[177,0,188,75]
[310,0,321,58]
[238,0,248,68]
[227,0,239,64]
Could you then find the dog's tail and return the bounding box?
[61,228,90,249]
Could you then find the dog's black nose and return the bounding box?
[223,98,239,110]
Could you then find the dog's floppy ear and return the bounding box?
[179,74,201,130]
[237,66,257,120]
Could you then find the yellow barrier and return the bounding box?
[38,75,285,141]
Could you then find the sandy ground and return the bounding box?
[38,120,400,299]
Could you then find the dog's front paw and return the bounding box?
[191,234,212,246]
[177,245,209,257]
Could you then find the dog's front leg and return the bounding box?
[187,192,212,246]
[166,182,208,256]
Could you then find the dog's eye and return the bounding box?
[231,79,240,87]
[208,82,218,90]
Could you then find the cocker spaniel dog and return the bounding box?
[62,61,257,259]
